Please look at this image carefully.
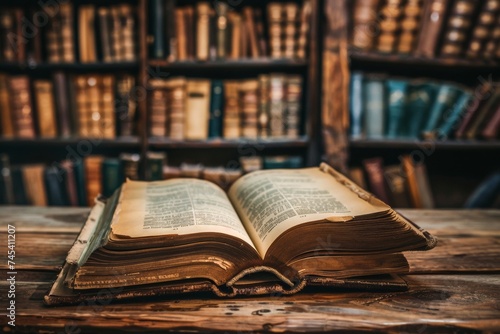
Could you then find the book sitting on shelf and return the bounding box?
[45,163,436,305]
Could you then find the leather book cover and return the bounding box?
[440,0,477,57]
[185,79,211,140]
[60,3,75,63]
[254,8,268,57]
[34,80,58,138]
[165,0,177,61]
[435,90,471,139]
[401,155,423,208]
[79,5,97,63]
[22,164,48,206]
[383,165,411,208]
[116,75,136,137]
[228,12,242,59]
[283,3,298,59]
[465,91,500,139]
[481,103,500,140]
[175,8,188,60]
[0,11,16,62]
[352,0,382,50]
[120,153,140,180]
[146,152,166,181]
[258,74,270,138]
[0,74,14,137]
[84,156,104,207]
[421,84,460,138]
[208,80,223,138]
[413,163,435,209]
[53,72,73,137]
[285,75,302,138]
[376,0,404,53]
[362,157,391,204]
[223,80,241,139]
[74,76,90,137]
[267,3,283,58]
[454,83,495,138]
[101,158,122,198]
[405,82,436,139]
[269,74,286,137]
[101,75,115,139]
[45,166,68,206]
[9,76,36,138]
[185,6,195,60]
[148,79,168,137]
[60,160,79,207]
[110,6,122,61]
[296,0,311,59]
[119,4,136,61]
[385,79,409,139]
[349,72,364,139]
[73,159,88,207]
[363,76,386,139]
[415,0,450,57]
[98,7,113,62]
[397,0,424,54]
[27,8,43,64]
[13,9,25,63]
[149,0,165,59]
[243,7,260,58]
[465,0,499,59]
[166,78,187,140]
[86,75,102,138]
[0,154,14,205]
[45,7,62,63]
[215,2,229,59]
[239,79,259,138]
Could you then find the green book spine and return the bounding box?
[422,84,459,138]
[146,152,166,181]
[349,72,364,138]
[436,91,472,139]
[208,80,223,138]
[102,158,122,198]
[405,83,437,139]
[73,160,87,207]
[385,80,409,139]
[363,78,386,139]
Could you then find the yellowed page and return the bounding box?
[111,178,255,249]
[228,166,389,257]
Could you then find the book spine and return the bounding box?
[146,152,166,181]
[101,75,115,139]
[116,75,136,137]
[13,9,25,63]
[9,76,36,138]
[44,166,68,206]
[175,8,187,60]
[120,4,136,61]
[254,8,268,57]
[87,75,102,138]
[11,166,28,205]
[34,80,58,138]
[149,79,168,137]
[465,0,500,59]
[74,76,90,137]
[363,78,385,139]
[454,82,494,138]
[60,160,79,207]
[151,0,165,59]
[385,79,409,139]
[208,79,223,138]
[421,84,459,137]
[98,7,113,63]
[415,0,449,57]
[0,154,14,205]
[215,2,229,59]
[269,74,286,137]
[78,6,88,62]
[349,72,364,139]
[22,164,47,206]
[362,157,391,203]
[296,0,311,59]
[401,155,423,208]
[46,10,62,63]
[268,3,283,58]
[397,0,424,54]
[439,0,476,58]
[184,79,211,140]
[435,90,472,139]
[464,91,500,139]
[383,165,411,208]
[285,75,302,138]
[405,82,436,138]
[110,6,123,61]
[283,3,298,59]
[73,159,87,207]
[352,0,381,50]
[0,11,16,62]
[60,3,75,63]
[120,153,140,180]
[101,158,122,198]
[228,12,242,59]
[165,0,177,61]
[376,0,404,53]
[258,74,270,138]
[84,156,103,207]
[481,104,500,140]
[167,78,187,140]
[196,3,210,61]
[223,81,241,139]
[239,79,259,138]
[243,7,260,58]
[0,74,14,137]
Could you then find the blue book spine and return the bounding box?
[363,78,386,139]
[436,91,472,139]
[349,72,364,138]
[208,80,223,138]
[385,80,409,139]
[405,83,436,139]
[422,84,459,136]
[151,0,165,59]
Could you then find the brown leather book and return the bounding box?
[120,4,136,61]
[397,0,424,54]
[401,155,423,208]
[166,77,187,140]
[362,157,391,204]
[9,76,35,138]
[455,83,495,138]
[296,0,312,59]
[483,13,500,59]
[223,80,241,139]
[175,8,188,60]
[228,12,242,59]
[377,0,404,53]
[352,0,382,50]
[254,8,268,57]
[86,75,101,138]
[243,7,260,58]
[148,79,168,137]
[98,7,113,62]
[240,12,248,57]
[101,75,115,139]
[185,79,211,140]
[185,6,195,60]
[267,3,283,58]
[239,80,259,138]
[0,11,16,62]
[53,72,73,137]
[60,3,75,63]
[215,2,229,59]
[74,76,90,137]
[414,163,434,208]
[33,80,58,138]
[0,74,14,137]
[440,0,476,58]
[28,8,43,64]
[79,5,97,63]
[258,74,270,138]
[116,75,136,137]
[465,0,500,59]
[481,103,500,140]
[60,160,79,207]
[84,155,103,207]
[110,6,122,61]
[415,0,450,57]
[13,9,25,63]
[465,90,500,139]
[22,164,47,206]
[383,165,411,208]
[45,7,62,63]
[285,75,302,138]
[269,74,286,137]
[120,153,140,180]
[283,3,299,58]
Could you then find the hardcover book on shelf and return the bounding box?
[45,163,436,305]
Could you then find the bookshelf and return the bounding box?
[342,0,500,208]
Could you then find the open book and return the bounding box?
[45,163,436,305]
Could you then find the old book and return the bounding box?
[98,7,113,62]
[79,5,97,63]
[415,0,449,57]
[110,6,123,61]
[34,80,58,138]
[296,0,311,59]
[102,158,122,198]
[185,6,196,60]
[363,157,391,204]
[165,0,177,61]
[53,72,73,137]
[0,11,16,62]
[149,79,169,137]
[73,160,87,207]
[455,83,495,138]
[435,90,472,139]
[13,9,25,63]
[11,166,28,205]
[376,0,404,53]
[481,103,500,140]
[254,8,268,57]
[185,79,211,140]
[45,163,436,305]
[464,90,500,139]
[149,0,165,59]
[146,152,166,181]
[385,79,409,139]
[349,72,364,139]
[209,80,223,138]
[228,12,242,59]
[202,166,236,190]
[166,77,187,140]
[285,75,302,138]
[74,76,90,137]
[120,153,140,181]
[60,3,75,63]
[196,1,210,60]
[0,74,14,137]
[180,163,203,178]
[264,155,303,169]
[383,165,411,208]
[465,0,499,59]
[163,165,181,179]
[464,172,500,208]
[397,0,424,54]
[239,80,259,138]
[401,155,423,208]
[239,156,263,173]
[258,74,270,138]
[60,160,79,207]
[84,155,104,207]
[87,76,102,138]
[421,84,460,139]
[22,164,47,206]
[404,81,436,138]
[119,4,136,61]
[243,7,260,58]
[116,75,136,137]
[352,0,382,50]
[0,154,14,205]
[283,3,298,59]
[223,80,241,139]
[175,8,188,60]
[101,75,115,139]
[267,3,283,58]
[9,76,35,138]
[363,77,385,139]
[215,1,229,59]
[269,74,286,137]
[413,162,434,208]
[45,166,68,206]
[439,0,476,57]
[45,6,62,63]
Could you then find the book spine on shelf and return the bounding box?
[258,74,270,138]
[165,0,177,61]
[120,4,136,61]
[363,78,385,139]
[150,0,165,59]
[285,75,302,138]
[22,164,47,206]
[296,0,311,59]
[148,79,169,137]
[0,74,14,137]
[215,2,229,59]
[268,3,283,58]
[363,157,391,203]
[185,79,211,140]
[421,84,459,138]
[351,0,382,51]
[397,0,424,54]
[435,90,472,139]
[98,7,113,63]
[208,80,224,138]
[167,78,187,140]
[376,0,404,53]
[415,0,449,57]
[405,82,436,138]
[0,155,14,205]
[239,79,259,138]
[9,76,35,138]
[349,72,364,139]
[223,80,241,139]
[383,165,411,208]
[465,0,500,59]
[0,11,16,62]
[45,166,68,206]
[11,166,28,205]
[101,158,122,198]
[60,160,79,207]
[269,74,286,137]
[34,80,58,138]
[283,3,299,59]
[439,0,476,58]
[84,156,103,207]
[196,3,210,61]
[60,3,75,63]
[385,79,408,139]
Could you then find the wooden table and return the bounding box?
[1,207,499,333]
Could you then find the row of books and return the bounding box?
[0,3,136,64]
[351,0,500,60]
[0,153,303,206]
[149,74,303,140]
[0,73,137,139]
[350,156,434,208]
[148,1,311,61]
[349,72,500,140]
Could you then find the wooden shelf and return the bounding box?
[0,137,141,149]
[349,50,500,74]
[349,139,500,150]
[148,58,308,70]
[0,61,139,72]
[148,136,310,149]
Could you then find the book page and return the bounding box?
[228,167,388,257]
[111,178,255,248]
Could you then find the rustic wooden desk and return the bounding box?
[0,207,499,333]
